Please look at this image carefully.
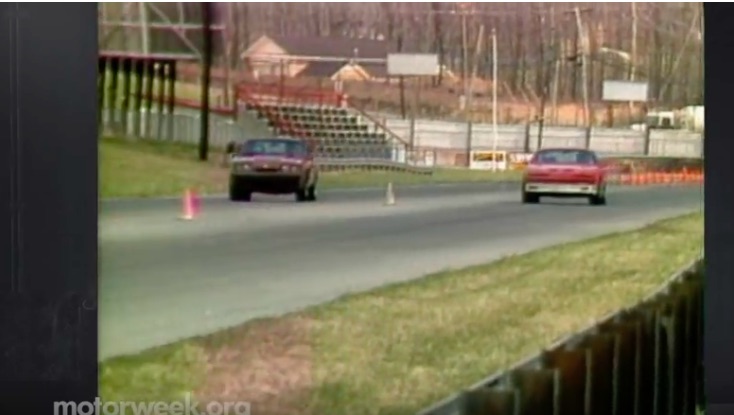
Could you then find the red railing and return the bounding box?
[236,82,344,108]
[134,93,237,117]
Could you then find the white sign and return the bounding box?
[508,152,533,169]
[602,80,649,102]
[387,53,439,76]
[469,150,509,171]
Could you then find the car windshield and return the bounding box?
[240,139,307,157]
[533,149,597,165]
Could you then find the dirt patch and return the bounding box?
[195,316,315,415]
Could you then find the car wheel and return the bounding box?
[588,185,607,206]
[589,195,607,206]
[229,178,251,202]
[522,191,540,204]
[295,188,308,202]
[306,185,317,202]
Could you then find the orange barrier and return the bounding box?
[609,169,703,186]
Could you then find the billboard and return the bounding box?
[602,80,649,102]
[469,150,509,171]
[387,53,440,76]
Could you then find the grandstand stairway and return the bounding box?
[237,83,400,160]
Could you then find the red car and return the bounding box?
[228,137,319,202]
[521,148,607,205]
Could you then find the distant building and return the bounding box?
[240,34,396,82]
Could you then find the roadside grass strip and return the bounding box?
[100,212,703,415]
[100,136,521,199]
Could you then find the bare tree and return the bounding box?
[431,2,446,86]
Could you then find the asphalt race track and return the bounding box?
[99,183,702,360]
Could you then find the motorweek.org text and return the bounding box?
[54,395,250,415]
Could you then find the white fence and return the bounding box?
[101,105,703,159]
[382,118,703,158]
[100,105,273,149]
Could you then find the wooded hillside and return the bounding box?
[100,2,704,121]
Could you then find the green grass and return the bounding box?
[100,212,703,415]
[100,136,521,199]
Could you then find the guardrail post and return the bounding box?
[599,314,642,415]
[466,121,473,168]
[120,59,132,137]
[460,387,518,415]
[107,58,120,133]
[155,61,166,141]
[133,59,145,138]
[636,300,662,415]
[144,61,155,139]
[692,275,705,411]
[579,331,616,415]
[667,276,703,415]
[541,344,589,415]
[643,126,652,156]
[584,126,593,150]
[683,281,702,415]
[668,290,687,415]
[510,368,558,415]
[166,61,177,141]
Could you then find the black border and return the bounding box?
[704,3,734,415]
[0,3,98,412]
[0,2,730,413]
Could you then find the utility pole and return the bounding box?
[139,3,150,136]
[536,7,548,148]
[139,3,150,55]
[491,28,499,172]
[573,7,591,129]
[466,24,485,118]
[199,2,213,162]
[550,5,560,125]
[629,3,638,117]
[222,2,234,107]
[461,9,469,115]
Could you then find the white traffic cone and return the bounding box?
[384,182,396,206]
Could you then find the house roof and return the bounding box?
[244,34,434,80]
[267,34,396,59]
[299,61,346,78]
[359,63,388,78]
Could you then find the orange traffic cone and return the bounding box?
[654,172,663,184]
[179,189,199,221]
[632,173,641,186]
[665,173,673,185]
[645,171,655,184]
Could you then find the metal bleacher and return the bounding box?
[236,83,397,161]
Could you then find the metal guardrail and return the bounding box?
[315,157,434,174]
[416,258,704,415]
